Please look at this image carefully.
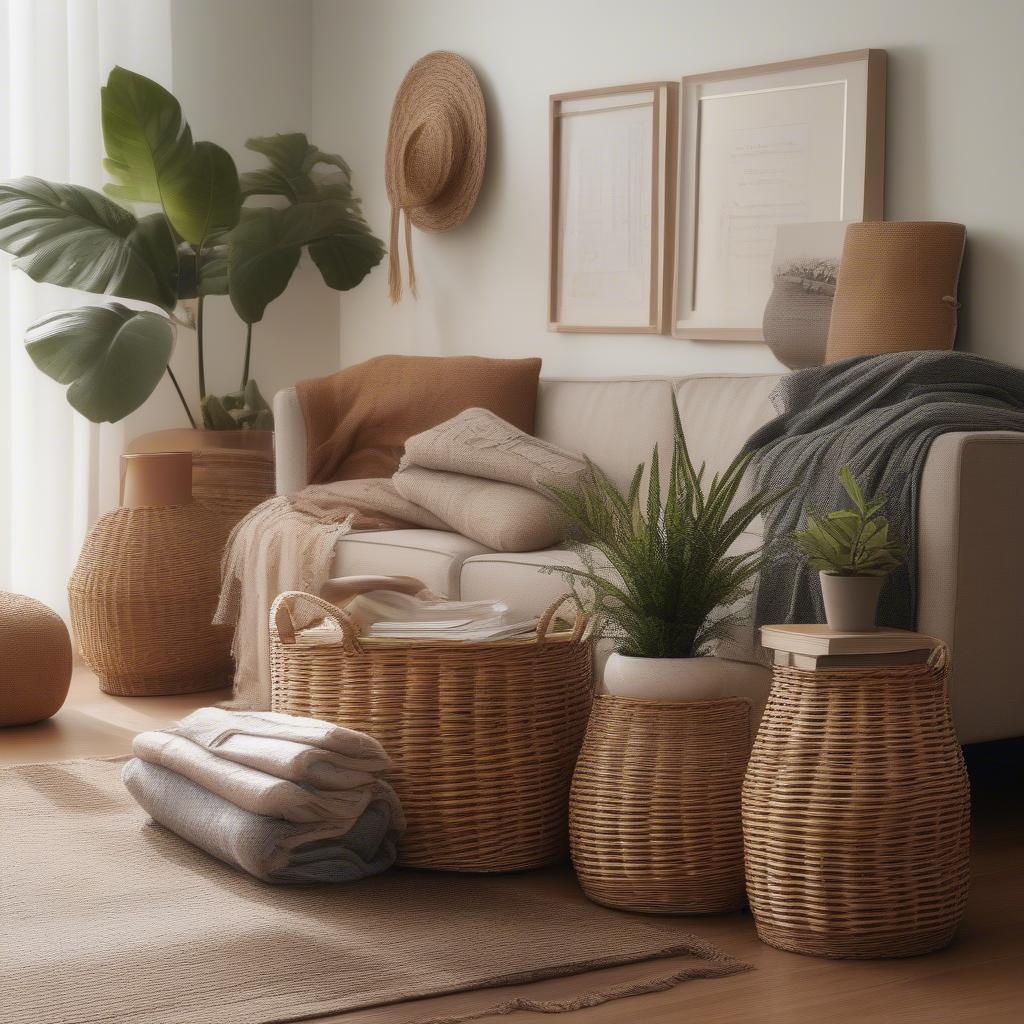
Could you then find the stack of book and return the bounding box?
[760,624,935,669]
[367,617,539,641]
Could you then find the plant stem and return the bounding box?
[196,294,206,400]
[241,322,253,388]
[166,365,197,429]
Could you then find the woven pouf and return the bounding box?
[569,695,752,914]
[0,592,73,726]
[742,643,970,958]
[69,503,233,697]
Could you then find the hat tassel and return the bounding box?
[388,207,419,304]
[405,210,417,299]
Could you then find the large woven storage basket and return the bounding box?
[270,591,594,872]
[742,642,970,958]
[570,695,751,914]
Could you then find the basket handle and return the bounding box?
[536,595,590,649]
[320,574,427,605]
[271,590,364,653]
[926,637,951,674]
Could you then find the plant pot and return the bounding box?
[125,428,276,523]
[602,652,728,701]
[762,276,835,369]
[819,572,885,631]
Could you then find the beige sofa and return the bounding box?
[275,373,1024,744]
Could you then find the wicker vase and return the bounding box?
[742,644,970,958]
[270,591,594,873]
[569,695,751,914]
[69,453,233,697]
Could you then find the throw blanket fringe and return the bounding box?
[745,351,1024,634]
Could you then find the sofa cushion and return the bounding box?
[536,379,675,492]
[674,374,782,479]
[460,548,584,619]
[331,530,490,598]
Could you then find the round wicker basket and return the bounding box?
[569,694,751,914]
[69,503,233,696]
[270,591,594,873]
[742,643,970,958]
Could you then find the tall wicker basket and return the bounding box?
[569,695,751,914]
[270,591,594,873]
[742,643,970,958]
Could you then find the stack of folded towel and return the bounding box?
[122,707,405,884]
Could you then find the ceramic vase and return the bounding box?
[819,572,885,631]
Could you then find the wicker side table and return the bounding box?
[742,637,970,958]
[569,695,751,914]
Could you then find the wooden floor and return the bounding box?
[3,672,1023,1023]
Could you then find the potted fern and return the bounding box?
[545,402,786,701]
[793,466,905,631]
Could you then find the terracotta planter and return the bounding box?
[125,428,276,523]
[819,572,884,631]
[603,652,728,701]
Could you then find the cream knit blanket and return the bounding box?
[214,479,446,710]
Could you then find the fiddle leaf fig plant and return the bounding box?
[793,466,905,576]
[0,66,384,430]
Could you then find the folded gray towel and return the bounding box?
[122,759,400,884]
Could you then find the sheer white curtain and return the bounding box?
[0,0,170,616]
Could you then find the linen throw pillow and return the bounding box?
[400,407,587,492]
[296,356,543,484]
[393,467,564,552]
[394,408,587,551]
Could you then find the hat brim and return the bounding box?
[385,51,487,233]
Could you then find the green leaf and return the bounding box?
[25,303,173,423]
[0,177,177,309]
[240,133,352,202]
[101,67,241,245]
[227,200,384,323]
[201,378,274,430]
[175,237,229,298]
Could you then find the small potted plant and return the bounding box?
[544,400,786,701]
[793,466,905,631]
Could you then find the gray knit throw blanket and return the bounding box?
[744,350,1024,632]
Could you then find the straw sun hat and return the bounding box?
[385,51,487,302]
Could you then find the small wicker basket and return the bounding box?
[270,591,594,873]
[742,642,970,958]
[569,694,751,914]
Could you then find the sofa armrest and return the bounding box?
[918,431,1024,743]
[273,387,309,495]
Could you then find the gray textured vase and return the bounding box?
[819,572,885,631]
[762,277,835,369]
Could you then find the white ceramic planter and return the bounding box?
[819,571,885,631]
[602,652,727,702]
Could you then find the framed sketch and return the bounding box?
[673,49,886,341]
[549,81,678,333]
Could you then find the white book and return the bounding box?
[761,624,934,658]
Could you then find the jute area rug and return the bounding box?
[2,759,749,1024]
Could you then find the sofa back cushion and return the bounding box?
[535,379,676,492]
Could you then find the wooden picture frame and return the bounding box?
[672,49,886,342]
[549,81,678,334]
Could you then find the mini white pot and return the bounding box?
[602,652,726,702]
[819,571,885,631]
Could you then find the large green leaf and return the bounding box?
[0,177,177,309]
[227,201,383,322]
[175,237,229,298]
[101,67,241,245]
[240,133,353,202]
[25,303,174,423]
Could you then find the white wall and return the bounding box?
[126,0,340,441]
[311,0,1024,376]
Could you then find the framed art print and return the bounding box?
[673,50,886,341]
[549,81,678,333]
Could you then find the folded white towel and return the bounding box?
[132,731,404,829]
[169,707,391,778]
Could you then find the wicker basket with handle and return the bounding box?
[570,694,751,914]
[270,590,594,872]
[742,641,970,958]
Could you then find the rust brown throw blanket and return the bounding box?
[216,355,543,710]
[298,354,542,483]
